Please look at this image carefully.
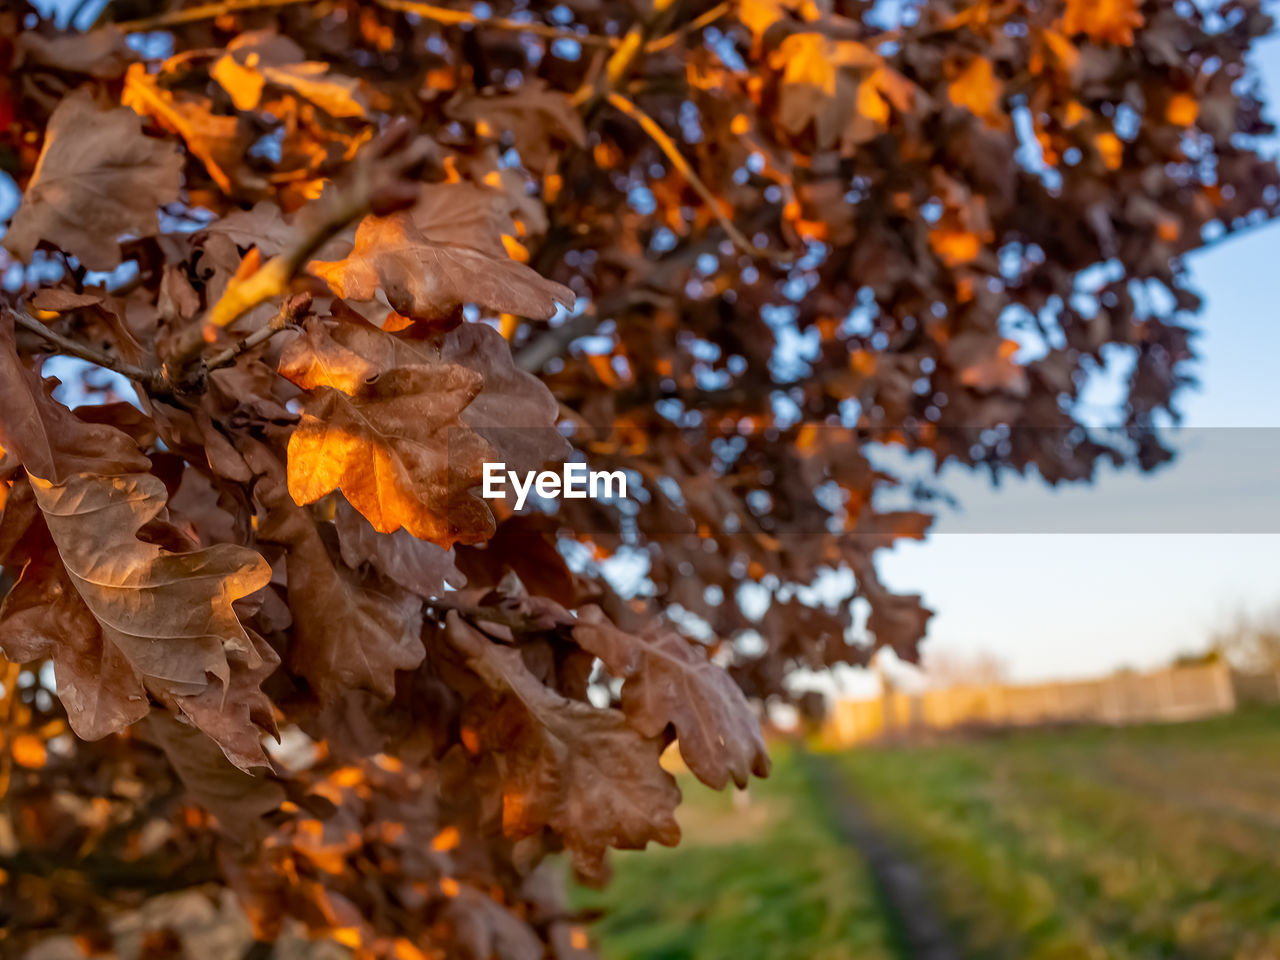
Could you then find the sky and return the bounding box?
[868,37,1280,688]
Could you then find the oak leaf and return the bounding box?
[281,338,496,548]
[308,212,574,325]
[0,518,149,741]
[573,606,771,790]
[213,30,367,118]
[2,89,183,270]
[437,321,570,474]
[1061,0,1143,45]
[0,325,275,765]
[447,613,681,881]
[280,315,566,475]
[15,27,137,79]
[146,711,286,841]
[446,82,586,169]
[258,487,424,700]
[333,495,465,597]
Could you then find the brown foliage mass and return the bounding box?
[0,0,1276,956]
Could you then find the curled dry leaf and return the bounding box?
[2,89,183,270]
[0,324,274,766]
[213,30,367,119]
[446,613,681,882]
[573,606,771,790]
[15,27,137,79]
[0,510,149,741]
[333,495,465,597]
[146,711,287,842]
[308,212,574,325]
[259,486,425,700]
[282,354,495,549]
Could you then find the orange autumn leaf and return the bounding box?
[1167,93,1199,126]
[1095,130,1124,170]
[930,227,983,266]
[948,57,1003,124]
[11,734,47,769]
[1061,0,1144,46]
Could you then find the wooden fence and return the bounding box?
[825,662,1238,746]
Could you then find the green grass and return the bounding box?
[834,708,1280,960]
[575,710,1280,960]
[572,746,900,960]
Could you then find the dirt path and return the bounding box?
[801,751,962,960]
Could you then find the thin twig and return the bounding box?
[573,0,680,109]
[116,0,619,47]
[9,309,160,387]
[163,122,431,385]
[115,0,312,32]
[604,92,789,263]
[646,1,731,53]
[375,0,619,46]
[204,293,312,374]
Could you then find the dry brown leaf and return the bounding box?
[15,27,137,78]
[0,325,274,765]
[573,606,771,790]
[282,338,496,547]
[410,180,517,256]
[146,711,286,841]
[0,523,149,741]
[259,486,424,700]
[445,886,543,960]
[447,613,681,881]
[2,90,183,270]
[213,30,367,118]
[308,212,574,325]
[446,82,586,169]
[437,321,570,474]
[333,495,465,597]
[1061,0,1144,45]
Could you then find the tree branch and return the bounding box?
[646,1,731,53]
[604,92,789,263]
[9,309,161,389]
[164,122,432,385]
[115,0,312,32]
[204,292,313,375]
[374,0,620,47]
[573,0,680,110]
[117,0,620,48]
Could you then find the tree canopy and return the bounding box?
[0,0,1276,956]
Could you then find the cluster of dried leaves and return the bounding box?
[0,0,1276,956]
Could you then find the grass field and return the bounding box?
[571,747,901,960]
[577,709,1280,960]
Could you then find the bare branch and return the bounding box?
[204,292,313,374]
[117,0,619,48]
[164,122,434,383]
[115,0,312,32]
[375,0,620,47]
[604,93,790,263]
[646,1,731,53]
[8,309,160,388]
